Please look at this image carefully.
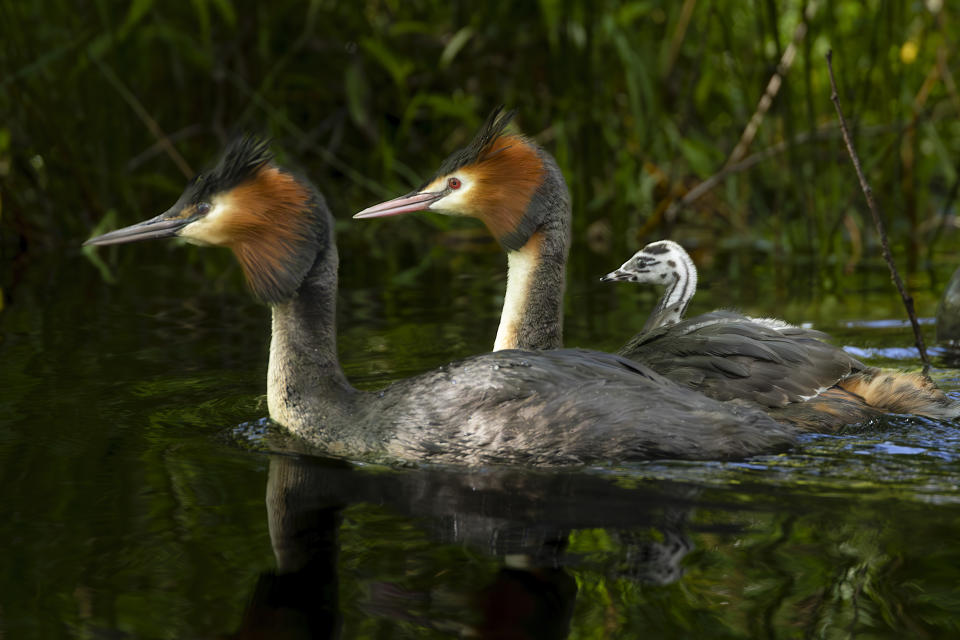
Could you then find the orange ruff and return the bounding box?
[227,167,314,298]
[469,135,545,240]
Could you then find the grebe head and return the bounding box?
[354,107,552,250]
[602,240,698,332]
[84,137,327,303]
[600,240,691,286]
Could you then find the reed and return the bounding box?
[1,1,957,291]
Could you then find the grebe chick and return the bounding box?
[600,240,697,332]
[356,110,960,429]
[84,137,797,466]
[602,240,796,333]
[602,240,795,332]
[603,240,960,427]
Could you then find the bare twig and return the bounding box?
[94,58,193,178]
[661,121,832,222]
[127,124,205,171]
[826,50,931,370]
[665,1,816,222]
[225,71,394,198]
[653,114,932,233]
[664,0,697,77]
[726,5,811,167]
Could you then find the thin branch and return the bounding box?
[825,50,931,370]
[127,124,205,171]
[225,71,394,198]
[665,1,817,222]
[664,0,697,77]
[655,113,933,231]
[94,58,193,178]
[726,3,811,167]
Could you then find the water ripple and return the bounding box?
[610,417,960,504]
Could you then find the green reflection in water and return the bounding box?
[1,243,959,638]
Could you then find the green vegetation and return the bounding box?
[4,4,960,637]
[2,1,959,285]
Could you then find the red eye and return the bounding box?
[447,177,461,190]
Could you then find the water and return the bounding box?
[2,241,960,638]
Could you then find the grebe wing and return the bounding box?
[620,312,864,408]
[368,348,797,466]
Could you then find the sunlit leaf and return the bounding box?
[360,37,413,87]
[440,26,474,68]
[209,0,236,28]
[190,0,212,43]
[119,0,154,40]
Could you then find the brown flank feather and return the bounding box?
[769,386,883,430]
[771,368,960,430]
[467,135,545,241]
[836,368,958,418]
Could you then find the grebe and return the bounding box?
[84,136,797,465]
[355,110,960,429]
[600,240,697,332]
[356,107,569,352]
[603,240,960,426]
[936,266,960,348]
[602,239,800,333]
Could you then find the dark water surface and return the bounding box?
[3,243,960,638]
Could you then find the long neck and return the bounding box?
[494,157,570,351]
[267,241,355,432]
[643,252,697,332]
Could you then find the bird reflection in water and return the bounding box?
[229,455,703,638]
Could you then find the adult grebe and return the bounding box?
[936,266,960,348]
[355,110,960,429]
[84,137,796,465]
[356,107,569,352]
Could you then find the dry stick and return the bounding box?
[94,58,194,178]
[665,2,814,222]
[825,50,931,370]
[664,0,697,78]
[725,18,807,167]
[654,119,915,232]
[127,124,205,171]
[226,70,394,198]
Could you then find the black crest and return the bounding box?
[183,136,275,203]
[212,136,274,190]
[432,106,517,179]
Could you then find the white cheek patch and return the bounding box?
[426,174,476,215]
[179,194,236,246]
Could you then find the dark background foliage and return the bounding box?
[4,4,960,637]
[3,0,959,288]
